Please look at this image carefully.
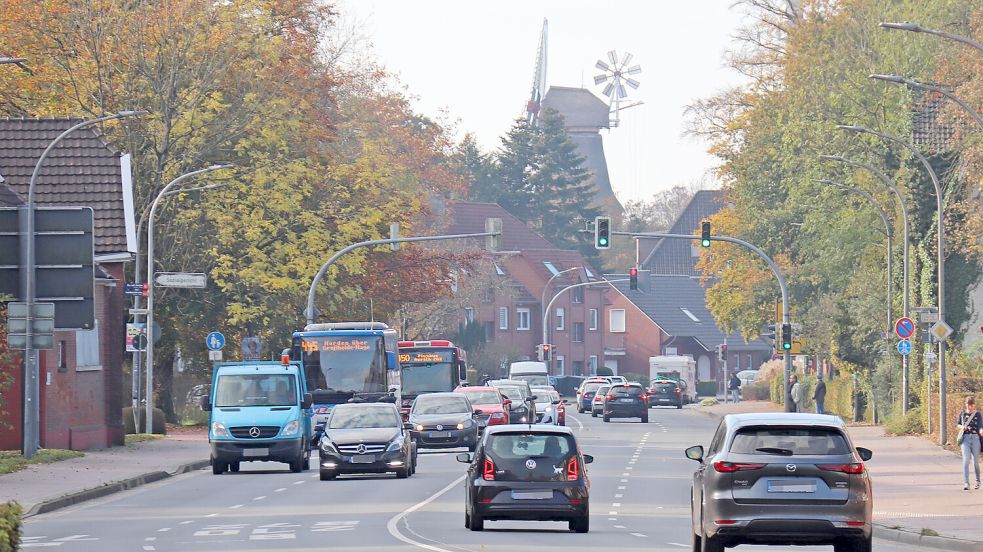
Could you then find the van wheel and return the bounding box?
[229,462,240,473]
[289,454,304,473]
[211,459,226,475]
[302,447,311,471]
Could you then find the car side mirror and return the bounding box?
[473,410,483,416]
[583,454,594,464]
[403,422,414,431]
[562,399,570,404]
[503,399,512,406]
[685,445,705,462]
[552,399,561,404]
[301,393,313,409]
[200,397,212,412]
[528,395,538,402]
[455,452,473,463]
[856,447,873,461]
[459,366,468,381]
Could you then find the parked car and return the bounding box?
[647,379,684,409]
[590,384,611,417]
[736,369,759,387]
[454,386,510,428]
[602,383,649,423]
[317,402,415,480]
[686,413,873,552]
[457,425,593,532]
[409,392,480,451]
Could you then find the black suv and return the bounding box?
[602,383,649,422]
[647,379,683,409]
[458,425,593,533]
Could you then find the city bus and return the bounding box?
[290,322,401,429]
[397,339,467,418]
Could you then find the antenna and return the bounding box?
[593,50,642,127]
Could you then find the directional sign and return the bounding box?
[206,331,226,351]
[155,272,207,289]
[894,317,915,339]
[896,339,912,356]
[930,320,953,342]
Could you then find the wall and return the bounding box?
[603,292,662,376]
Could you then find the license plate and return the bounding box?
[428,431,451,438]
[659,399,672,402]
[767,480,816,493]
[243,448,267,458]
[619,398,634,403]
[512,490,552,500]
[350,455,376,464]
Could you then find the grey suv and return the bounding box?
[686,413,873,552]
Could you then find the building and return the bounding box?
[0,118,136,450]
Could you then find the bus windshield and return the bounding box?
[300,335,386,394]
[399,349,457,396]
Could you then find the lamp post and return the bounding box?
[820,155,912,412]
[837,124,949,446]
[870,75,983,131]
[540,267,581,373]
[144,165,231,434]
[21,110,145,457]
[879,22,983,53]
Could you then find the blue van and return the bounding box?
[202,360,313,474]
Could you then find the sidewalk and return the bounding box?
[691,400,983,551]
[0,427,209,517]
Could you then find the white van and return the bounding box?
[509,361,550,387]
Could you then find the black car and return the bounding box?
[317,403,416,480]
[647,379,684,409]
[602,383,648,422]
[409,392,480,451]
[457,425,593,532]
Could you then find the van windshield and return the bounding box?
[215,374,297,407]
[512,375,549,387]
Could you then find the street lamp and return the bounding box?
[821,154,912,412]
[879,22,983,53]
[144,165,232,434]
[20,110,146,457]
[837,123,949,446]
[869,74,983,131]
[540,266,581,373]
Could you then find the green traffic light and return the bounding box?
[599,238,608,246]
[701,239,710,247]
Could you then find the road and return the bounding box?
[24,407,935,551]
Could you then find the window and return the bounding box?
[555,307,565,330]
[730,428,850,456]
[733,354,740,370]
[573,322,584,342]
[747,354,753,370]
[517,308,530,331]
[543,261,560,276]
[76,320,101,371]
[609,309,626,333]
[464,307,474,323]
[498,307,509,330]
[482,287,495,303]
[680,308,700,322]
[483,321,495,340]
[57,340,67,372]
[556,355,565,375]
[588,355,597,374]
[572,360,585,376]
[589,308,598,330]
[572,285,584,303]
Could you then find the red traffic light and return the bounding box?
[629,268,638,291]
[142,282,149,297]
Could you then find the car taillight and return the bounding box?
[713,461,766,473]
[605,394,614,400]
[674,388,681,394]
[640,394,648,400]
[483,458,495,480]
[566,457,579,481]
[817,463,864,474]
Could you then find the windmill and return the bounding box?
[525,19,548,126]
[593,50,641,127]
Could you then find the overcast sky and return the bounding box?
[339,1,750,203]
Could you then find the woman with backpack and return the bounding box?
[957,396,982,491]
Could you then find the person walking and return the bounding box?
[813,373,827,415]
[789,373,802,413]
[728,373,741,403]
[957,396,982,490]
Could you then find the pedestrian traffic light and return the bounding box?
[701,221,711,247]
[594,216,610,250]
[781,323,792,351]
[142,282,149,297]
[629,267,638,291]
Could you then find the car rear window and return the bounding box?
[583,382,603,393]
[730,427,850,455]
[652,383,677,392]
[611,385,644,396]
[484,432,576,482]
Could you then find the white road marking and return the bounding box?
[179,520,193,525]
[667,542,689,548]
[293,481,305,485]
[618,486,626,490]
[229,504,243,509]
[144,537,156,541]
[608,517,618,521]
[615,494,623,498]
[621,479,628,483]
[205,513,219,517]
[156,528,170,532]
[275,487,287,492]
[631,533,647,538]
[386,474,465,552]
[142,547,155,551]
[612,503,621,507]
[608,511,618,515]
[253,496,266,501]
[622,472,630,476]
[614,524,626,529]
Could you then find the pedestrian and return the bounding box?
[956,396,982,490]
[728,372,741,403]
[814,373,827,415]
[789,373,801,412]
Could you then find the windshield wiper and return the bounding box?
[755,447,793,456]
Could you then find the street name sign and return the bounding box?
[929,320,953,342]
[155,272,207,288]
[896,339,912,356]
[124,283,145,296]
[894,317,915,339]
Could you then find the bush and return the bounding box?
[122,406,167,435]
[741,383,771,401]
[621,373,649,387]
[885,405,926,435]
[596,367,613,376]
[178,404,209,426]
[0,501,21,552]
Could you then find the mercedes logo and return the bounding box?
[436,424,443,431]
[786,464,797,473]
[248,426,261,438]
[525,459,537,470]
[356,444,367,455]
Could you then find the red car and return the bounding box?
[454,386,510,428]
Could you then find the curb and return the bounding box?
[23,459,209,518]
[874,523,983,552]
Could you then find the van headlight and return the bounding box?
[386,438,403,452]
[211,421,229,437]
[281,420,300,437]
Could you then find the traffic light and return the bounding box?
[594,216,611,249]
[142,282,149,297]
[701,221,711,247]
[717,343,728,361]
[781,323,792,351]
[537,344,552,361]
[629,267,638,291]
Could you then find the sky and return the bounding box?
[338,1,751,203]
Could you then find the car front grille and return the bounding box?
[336,443,387,455]
[229,426,280,439]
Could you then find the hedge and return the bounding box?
[0,501,21,552]
[122,406,167,435]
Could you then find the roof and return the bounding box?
[0,118,131,255]
[608,273,771,352]
[642,190,724,275]
[444,202,555,251]
[0,180,22,206]
[541,86,610,130]
[724,412,845,428]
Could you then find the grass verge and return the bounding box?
[0,449,84,475]
[124,434,165,446]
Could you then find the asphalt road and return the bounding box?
[24,407,936,551]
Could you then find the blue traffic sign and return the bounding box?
[206,332,226,351]
[896,339,912,356]
[895,317,915,339]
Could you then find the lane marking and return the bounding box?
[620,479,628,483]
[615,494,623,498]
[614,524,626,529]
[144,537,156,541]
[567,414,584,430]
[631,532,647,538]
[275,488,287,492]
[143,547,155,551]
[612,503,621,507]
[179,520,193,525]
[608,517,618,521]
[156,528,170,532]
[608,511,618,515]
[229,504,243,509]
[622,472,630,476]
[386,475,465,552]
[253,496,266,501]
[205,513,219,518]
[668,543,689,548]
[617,486,626,490]
[293,481,305,485]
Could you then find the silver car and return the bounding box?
[686,413,873,552]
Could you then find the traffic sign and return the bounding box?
[209,350,223,361]
[155,272,207,288]
[894,317,915,339]
[206,331,226,351]
[896,339,912,356]
[930,320,953,342]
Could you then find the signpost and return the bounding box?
[896,339,912,356]
[894,317,915,339]
[154,272,207,288]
